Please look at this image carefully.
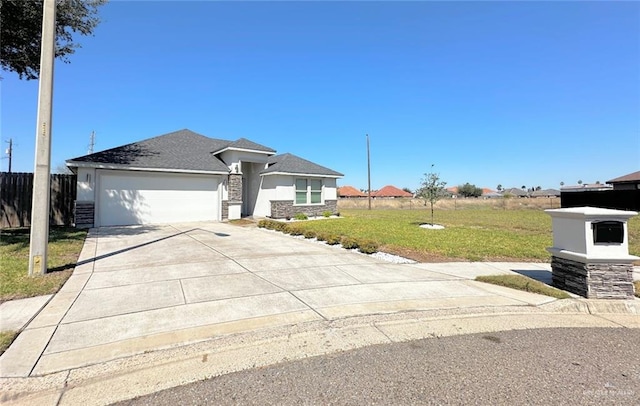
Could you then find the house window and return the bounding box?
[295,179,308,204]
[295,178,323,205]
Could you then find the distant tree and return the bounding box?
[496,184,503,192]
[1,0,108,80]
[457,183,483,198]
[535,186,542,191]
[521,185,526,191]
[53,162,72,174]
[560,181,564,187]
[595,180,601,185]
[402,187,413,194]
[417,165,447,225]
[578,180,583,185]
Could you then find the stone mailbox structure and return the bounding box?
[546,207,638,299]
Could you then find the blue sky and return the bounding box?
[2,1,639,191]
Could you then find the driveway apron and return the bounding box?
[0,222,556,377]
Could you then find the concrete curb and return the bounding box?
[1,302,638,406]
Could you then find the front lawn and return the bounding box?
[287,209,640,262]
[0,227,87,302]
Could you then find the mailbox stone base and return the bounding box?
[551,256,635,299]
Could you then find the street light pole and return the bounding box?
[28,0,56,276]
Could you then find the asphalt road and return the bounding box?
[115,327,640,405]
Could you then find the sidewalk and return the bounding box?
[0,222,638,405]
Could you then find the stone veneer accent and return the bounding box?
[551,256,635,299]
[228,174,242,201]
[270,200,338,219]
[221,201,229,220]
[74,201,95,229]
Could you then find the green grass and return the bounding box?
[0,331,18,355]
[0,227,87,302]
[287,209,640,262]
[475,274,571,299]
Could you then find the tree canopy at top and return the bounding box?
[0,0,108,80]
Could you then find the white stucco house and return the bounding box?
[66,129,343,227]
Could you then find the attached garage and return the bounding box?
[97,170,220,226]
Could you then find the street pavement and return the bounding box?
[115,327,640,406]
[0,221,638,405]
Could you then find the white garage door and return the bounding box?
[98,170,220,226]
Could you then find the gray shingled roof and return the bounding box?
[67,129,231,172]
[215,138,276,154]
[261,153,343,177]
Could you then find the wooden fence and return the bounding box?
[1,172,77,228]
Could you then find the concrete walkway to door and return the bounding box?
[0,221,629,379]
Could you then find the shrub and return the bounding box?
[276,222,290,233]
[340,236,359,249]
[303,230,317,239]
[257,220,269,228]
[294,213,308,221]
[323,210,332,218]
[324,233,341,245]
[358,239,379,254]
[288,227,303,236]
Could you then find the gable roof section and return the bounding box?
[261,153,343,177]
[372,185,412,197]
[67,129,231,173]
[211,137,276,155]
[607,171,640,184]
[338,186,366,197]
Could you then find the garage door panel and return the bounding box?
[98,171,219,226]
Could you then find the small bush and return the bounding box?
[303,230,317,239]
[324,233,341,245]
[323,211,332,218]
[358,239,379,254]
[316,232,340,243]
[341,236,359,249]
[257,220,269,228]
[294,213,308,221]
[288,227,303,236]
[634,281,640,298]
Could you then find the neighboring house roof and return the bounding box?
[531,188,560,197]
[67,129,341,178]
[261,153,343,177]
[503,187,528,196]
[561,184,612,192]
[372,185,412,198]
[481,188,496,195]
[338,186,366,197]
[67,129,230,173]
[446,186,458,194]
[607,171,640,184]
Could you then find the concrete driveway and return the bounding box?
[1,222,558,378]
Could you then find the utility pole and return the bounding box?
[28,0,56,277]
[366,134,371,210]
[88,130,95,154]
[5,138,12,173]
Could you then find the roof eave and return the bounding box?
[212,147,276,156]
[66,161,229,175]
[260,171,343,178]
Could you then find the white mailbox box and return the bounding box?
[546,207,638,299]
